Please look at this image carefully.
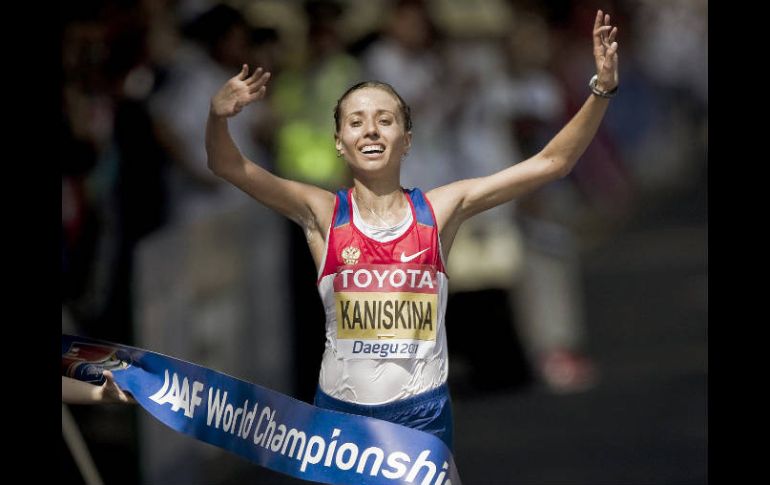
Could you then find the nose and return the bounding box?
[364,119,380,139]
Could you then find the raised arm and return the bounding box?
[428,10,618,236]
[206,65,335,252]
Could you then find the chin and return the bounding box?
[352,158,398,175]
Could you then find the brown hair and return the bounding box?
[333,81,413,133]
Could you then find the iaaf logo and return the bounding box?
[62,342,132,384]
[150,369,205,419]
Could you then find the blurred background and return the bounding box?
[61,0,707,483]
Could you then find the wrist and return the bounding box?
[209,100,228,119]
[589,74,618,98]
[209,108,228,120]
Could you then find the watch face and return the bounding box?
[589,75,616,97]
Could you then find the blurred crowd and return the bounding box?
[61,0,707,396]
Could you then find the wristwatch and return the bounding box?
[589,74,618,98]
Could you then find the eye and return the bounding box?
[379,118,392,125]
[350,120,362,127]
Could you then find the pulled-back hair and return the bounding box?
[333,81,413,133]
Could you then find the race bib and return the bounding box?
[334,264,438,359]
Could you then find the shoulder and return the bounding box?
[425,180,471,212]
[424,180,479,235]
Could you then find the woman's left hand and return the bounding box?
[592,9,619,92]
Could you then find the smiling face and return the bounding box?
[335,86,412,178]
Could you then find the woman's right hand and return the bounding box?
[210,64,271,118]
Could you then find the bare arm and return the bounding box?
[206,65,335,258]
[428,10,619,245]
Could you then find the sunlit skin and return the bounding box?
[335,87,412,224]
[206,9,619,269]
[336,88,411,178]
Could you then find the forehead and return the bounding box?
[340,87,400,116]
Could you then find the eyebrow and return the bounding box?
[345,109,396,119]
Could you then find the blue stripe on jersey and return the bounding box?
[334,188,351,227]
[406,188,435,227]
[334,189,350,227]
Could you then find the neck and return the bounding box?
[352,179,402,209]
[352,180,406,227]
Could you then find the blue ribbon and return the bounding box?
[62,334,461,485]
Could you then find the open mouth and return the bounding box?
[360,144,386,155]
